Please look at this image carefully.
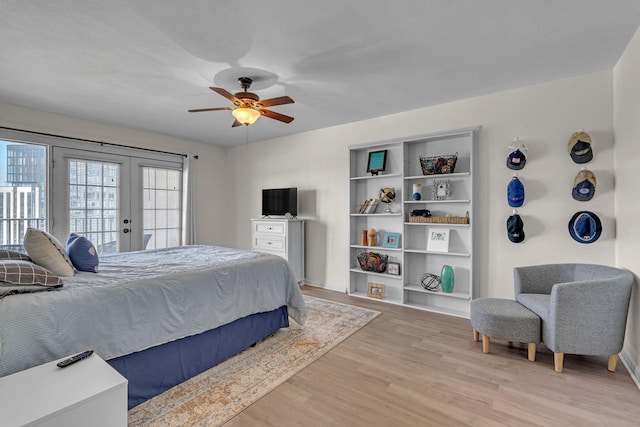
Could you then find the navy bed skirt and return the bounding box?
[107,306,290,409]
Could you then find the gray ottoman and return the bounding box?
[470,298,541,362]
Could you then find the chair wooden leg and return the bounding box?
[528,343,536,362]
[473,329,480,342]
[482,335,490,353]
[608,354,619,372]
[554,352,564,373]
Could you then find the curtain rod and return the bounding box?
[0,126,198,159]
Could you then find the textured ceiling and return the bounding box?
[2,0,640,146]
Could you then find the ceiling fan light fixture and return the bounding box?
[232,107,261,125]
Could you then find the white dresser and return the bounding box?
[252,218,305,283]
[0,353,127,427]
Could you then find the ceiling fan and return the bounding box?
[188,77,294,127]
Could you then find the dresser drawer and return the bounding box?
[254,236,286,252]
[254,221,286,236]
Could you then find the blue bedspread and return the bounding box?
[0,245,306,377]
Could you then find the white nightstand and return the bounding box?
[0,353,128,427]
[252,218,305,283]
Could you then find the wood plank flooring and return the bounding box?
[225,286,640,426]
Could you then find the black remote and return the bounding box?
[57,349,94,368]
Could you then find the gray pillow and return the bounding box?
[0,249,32,261]
[0,260,63,298]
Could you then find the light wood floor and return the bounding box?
[226,286,640,426]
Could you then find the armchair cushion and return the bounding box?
[516,293,550,321]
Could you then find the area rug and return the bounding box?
[128,295,380,426]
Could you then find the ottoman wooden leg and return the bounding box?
[527,343,536,362]
[608,354,619,372]
[554,352,564,373]
[473,329,480,342]
[482,335,490,353]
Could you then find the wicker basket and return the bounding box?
[409,215,469,225]
[357,252,388,273]
[419,153,458,175]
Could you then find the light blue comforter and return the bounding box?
[0,245,306,377]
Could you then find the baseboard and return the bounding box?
[620,349,640,390]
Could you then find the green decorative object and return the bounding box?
[440,265,455,293]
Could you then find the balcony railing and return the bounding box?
[0,217,46,252]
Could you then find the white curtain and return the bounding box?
[182,153,196,245]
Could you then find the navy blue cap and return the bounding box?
[507,149,527,170]
[507,214,525,243]
[568,211,602,244]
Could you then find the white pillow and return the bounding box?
[24,228,75,277]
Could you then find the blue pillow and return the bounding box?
[66,233,99,273]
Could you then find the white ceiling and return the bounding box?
[2,1,640,147]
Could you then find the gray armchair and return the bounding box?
[514,263,633,373]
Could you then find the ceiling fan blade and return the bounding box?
[210,87,242,105]
[188,107,233,112]
[261,109,294,123]
[258,96,294,108]
[231,119,243,127]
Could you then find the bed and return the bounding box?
[0,245,307,408]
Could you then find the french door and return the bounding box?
[52,147,182,253]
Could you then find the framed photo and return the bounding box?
[367,282,385,299]
[427,228,450,252]
[382,232,401,248]
[432,179,450,200]
[387,262,400,275]
[367,150,387,175]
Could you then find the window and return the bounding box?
[143,167,182,249]
[0,141,47,250]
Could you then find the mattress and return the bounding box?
[0,245,307,377]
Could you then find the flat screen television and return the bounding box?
[262,187,297,217]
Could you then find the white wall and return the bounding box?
[0,102,234,248]
[228,71,617,298]
[614,26,640,383]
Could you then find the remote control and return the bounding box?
[56,349,94,368]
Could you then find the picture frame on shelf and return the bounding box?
[367,150,387,176]
[387,262,400,275]
[367,282,385,299]
[427,227,450,252]
[432,179,450,200]
[382,232,401,248]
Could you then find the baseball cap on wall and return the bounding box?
[572,169,597,201]
[506,148,527,170]
[507,176,525,207]
[568,131,593,164]
[568,211,602,244]
[506,214,525,243]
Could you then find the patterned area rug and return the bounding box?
[128,295,380,426]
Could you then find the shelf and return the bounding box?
[351,173,402,181]
[349,290,403,306]
[403,301,470,319]
[350,268,403,279]
[404,199,470,204]
[404,172,470,180]
[404,222,470,227]
[404,249,470,257]
[351,213,402,217]
[404,284,470,299]
[351,245,402,252]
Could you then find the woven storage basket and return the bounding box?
[357,252,388,273]
[409,215,470,225]
[419,153,458,175]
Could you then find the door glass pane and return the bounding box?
[68,159,120,254]
[0,141,47,251]
[142,167,181,250]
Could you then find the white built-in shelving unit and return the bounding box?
[348,127,478,318]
